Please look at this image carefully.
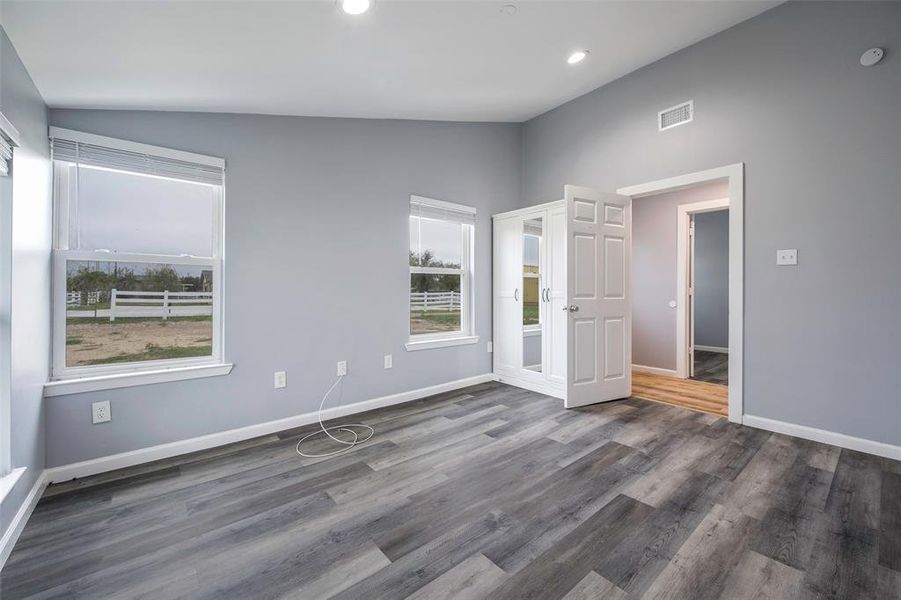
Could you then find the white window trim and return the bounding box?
[0,111,17,478]
[49,134,228,389]
[407,196,476,351]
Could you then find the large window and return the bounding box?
[50,128,225,380]
[408,196,475,345]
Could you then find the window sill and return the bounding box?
[43,363,234,397]
[405,335,479,352]
[0,467,26,505]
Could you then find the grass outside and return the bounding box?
[66,317,213,367]
[523,303,539,326]
[410,310,461,335]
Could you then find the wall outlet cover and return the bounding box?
[776,248,798,266]
[383,354,393,369]
[274,371,287,389]
[92,400,111,424]
[337,360,347,376]
[487,341,493,353]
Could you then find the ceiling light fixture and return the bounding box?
[567,50,589,65]
[341,0,371,15]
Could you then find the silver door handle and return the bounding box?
[542,288,548,302]
[568,305,579,312]
[562,305,568,311]
[514,288,519,301]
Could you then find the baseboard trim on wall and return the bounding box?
[45,373,495,484]
[631,364,680,378]
[694,345,728,354]
[742,414,901,461]
[0,471,48,572]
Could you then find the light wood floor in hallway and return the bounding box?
[4,381,900,599]
[632,370,728,416]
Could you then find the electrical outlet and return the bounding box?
[92,400,111,424]
[487,341,493,353]
[336,360,347,376]
[384,354,393,369]
[274,371,287,389]
[776,249,798,266]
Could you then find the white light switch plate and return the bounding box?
[92,400,111,424]
[487,341,493,353]
[776,249,798,266]
[274,371,287,389]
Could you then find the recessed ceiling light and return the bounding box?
[341,0,371,15]
[567,50,589,65]
[500,4,517,16]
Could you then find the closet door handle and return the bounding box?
[514,288,519,301]
[543,288,549,302]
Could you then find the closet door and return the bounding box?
[493,216,522,376]
[545,205,567,386]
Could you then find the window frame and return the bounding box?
[49,132,227,382]
[406,196,477,350]
[0,111,19,480]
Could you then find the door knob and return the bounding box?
[568,305,579,312]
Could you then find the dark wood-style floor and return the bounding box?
[3,382,901,599]
[692,350,729,385]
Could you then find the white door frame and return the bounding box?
[676,199,729,379]
[618,163,744,423]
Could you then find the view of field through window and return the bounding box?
[66,261,213,367]
[409,215,464,336]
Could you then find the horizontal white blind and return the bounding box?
[410,195,475,226]
[51,137,224,186]
[0,136,11,177]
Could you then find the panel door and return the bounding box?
[493,216,523,376]
[545,205,567,387]
[565,186,632,408]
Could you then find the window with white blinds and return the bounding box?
[50,128,226,379]
[408,195,475,342]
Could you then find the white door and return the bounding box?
[493,216,523,376]
[545,206,567,386]
[565,185,631,408]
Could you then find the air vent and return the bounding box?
[658,100,693,131]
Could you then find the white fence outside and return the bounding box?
[66,289,213,320]
[410,291,461,312]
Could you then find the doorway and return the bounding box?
[618,164,744,423]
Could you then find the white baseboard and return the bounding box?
[695,345,728,354]
[742,414,901,461]
[631,364,680,378]
[45,373,495,484]
[0,470,48,571]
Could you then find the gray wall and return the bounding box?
[523,1,901,444]
[0,28,50,538]
[632,181,727,370]
[46,109,521,467]
[693,210,729,349]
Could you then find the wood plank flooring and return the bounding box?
[3,381,900,599]
[632,370,728,416]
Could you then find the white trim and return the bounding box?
[694,345,728,354]
[44,373,495,482]
[742,415,901,462]
[631,364,680,378]
[409,194,476,215]
[522,327,542,338]
[492,199,564,221]
[0,471,48,571]
[48,127,224,169]
[676,199,729,379]
[405,335,479,352]
[0,467,25,505]
[44,363,233,397]
[619,163,744,424]
[0,112,21,148]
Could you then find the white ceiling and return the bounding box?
[1,1,780,122]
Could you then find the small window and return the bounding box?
[408,195,475,341]
[50,128,225,379]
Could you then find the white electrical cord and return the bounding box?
[295,375,375,458]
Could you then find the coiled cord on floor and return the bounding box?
[295,375,375,458]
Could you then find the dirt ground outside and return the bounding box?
[410,310,461,335]
[66,318,213,366]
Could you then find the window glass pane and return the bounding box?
[409,216,462,268]
[66,260,213,367]
[73,165,215,257]
[410,273,461,336]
